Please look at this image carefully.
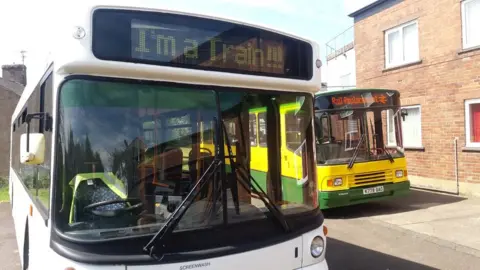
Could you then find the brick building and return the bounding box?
[0,64,26,176]
[349,0,480,195]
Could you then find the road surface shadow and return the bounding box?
[322,189,465,219]
[326,237,439,270]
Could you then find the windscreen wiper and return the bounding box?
[369,119,394,163]
[142,157,222,261]
[347,134,366,169]
[383,144,394,163]
[221,121,290,232]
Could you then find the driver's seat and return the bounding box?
[71,177,127,224]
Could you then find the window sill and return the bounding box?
[462,147,480,152]
[404,146,425,151]
[458,45,480,55]
[383,60,422,72]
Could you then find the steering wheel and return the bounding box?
[84,198,144,217]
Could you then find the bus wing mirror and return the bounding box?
[19,112,50,165]
[20,133,45,165]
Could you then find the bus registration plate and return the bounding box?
[363,186,384,195]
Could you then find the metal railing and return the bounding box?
[325,26,355,61]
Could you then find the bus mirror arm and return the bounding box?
[25,112,52,146]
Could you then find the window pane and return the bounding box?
[224,119,237,143]
[470,103,480,143]
[403,23,419,62]
[249,114,257,146]
[202,121,214,144]
[388,30,401,65]
[258,112,267,146]
[285,112,306,151]
[402,107,421,147]
[387,109,397,145]
[465,0,480,47]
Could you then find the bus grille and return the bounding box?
[350,171,393,187]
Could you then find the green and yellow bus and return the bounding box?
[141,101,312,207]
[202,102,310,204]
[314,88,410,209]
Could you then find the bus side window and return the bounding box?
[202,121,214,144]
[258,112,267,147]
[249,113,257,146]
[37,73,53,211]
[285,111,306,152]
[224,119,237,143]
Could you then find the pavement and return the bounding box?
[323,188,480,255]
[0,203,21,270]
[325,217,480,270]
[0,188,480,269]
[323,188,480,269]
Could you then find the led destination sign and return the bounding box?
[331,93,388,106]
[92,9,313,79]
[315,91,399,111]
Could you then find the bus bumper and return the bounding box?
[297,260,329,270]
[319,180,410,209]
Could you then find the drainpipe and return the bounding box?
[410,137,460,196]
[454,137,460,195]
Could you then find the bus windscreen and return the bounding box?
[92,9,313,80]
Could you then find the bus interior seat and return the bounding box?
[188,149,214,200]
[71,178,126,224]
[153,147,183,181]
[150,147,184,197]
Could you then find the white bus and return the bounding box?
[9,3,328,270]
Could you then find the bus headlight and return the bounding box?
[395,170,404,178]
[310,236,325,258]
[333,177,343,186]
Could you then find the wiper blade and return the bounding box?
[221,122,290,232]
[383,145,395,163]
[347,134,366,169]
[369,118,394,163]
[142,158,222,260]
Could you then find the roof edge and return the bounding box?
[348,0,388,18]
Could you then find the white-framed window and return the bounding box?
[399,105,422,148]
[465,98,480,147]
[462,0,480,49]
[384,20,419,68]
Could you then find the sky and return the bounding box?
[0,0,370,84]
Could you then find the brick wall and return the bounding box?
[0,87,20,176]
[354,0,480,184]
